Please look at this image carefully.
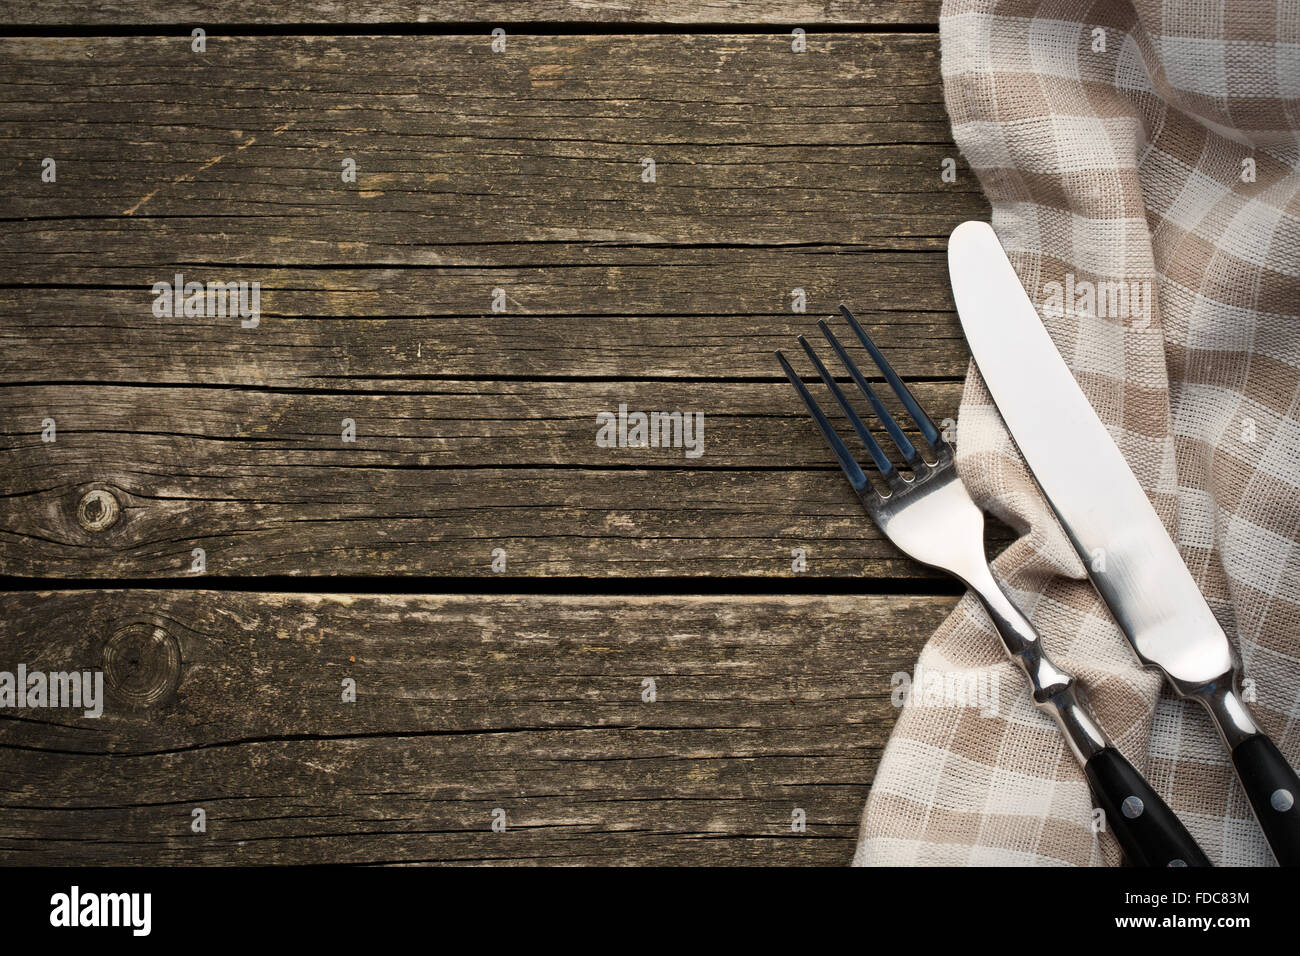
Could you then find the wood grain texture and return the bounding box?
[1,382,966,578]
[0,33,983,279]
[0,20,973,867]
[0,590,955,865]
[0,1,942,27]
[0,255,967,384]
[0,31,982,580]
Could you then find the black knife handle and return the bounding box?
[1084,747,1211,867]
[1232,734,1300,866]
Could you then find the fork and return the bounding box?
[777,305,1209,867]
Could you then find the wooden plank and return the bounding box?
[0,33,983,579]
[0,1,942,27]
[0,255,967,384]
[0,589,954,865]
[0,34,984,283]
[0,381,967,578]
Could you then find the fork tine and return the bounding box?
[817,319,921,467]
[794,336,896,478]
[775,350,872,491]
[839,305,943,449]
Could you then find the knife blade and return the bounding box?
[948,220,1300,865]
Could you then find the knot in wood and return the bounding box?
[76,489,120,532]
[104,624,182,710]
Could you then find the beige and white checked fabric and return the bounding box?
[855,0,1300,866]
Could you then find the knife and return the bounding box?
[948,220,1300,866]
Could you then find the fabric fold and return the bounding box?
[856,0,1300,867]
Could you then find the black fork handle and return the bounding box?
[969,565,1210,866]
[1084,747,1211,867]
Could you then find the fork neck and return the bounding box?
[960,561,1109,765]
[961,560,1041,658]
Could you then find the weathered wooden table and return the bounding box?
[0,1,987,865]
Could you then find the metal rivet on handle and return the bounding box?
[1271,789,1294,812]
[1121,796,1144,819]
[76,489,119,532]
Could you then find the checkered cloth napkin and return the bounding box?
[854,0,1300,866]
